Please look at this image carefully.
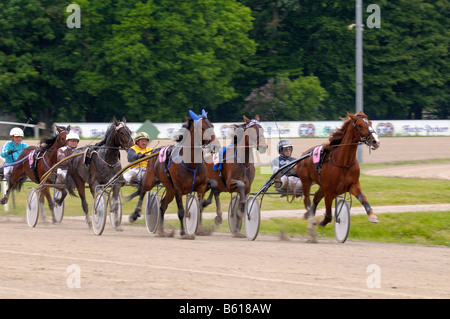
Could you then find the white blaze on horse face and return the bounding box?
[365,119,380,149]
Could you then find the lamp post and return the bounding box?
[355,0,364,163]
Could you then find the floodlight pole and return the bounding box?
[355,0,364,163]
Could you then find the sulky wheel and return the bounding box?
[109,192,123,229]
[244,195,261,241]
[227,194,243,235]
[144,192,160,234]
[26,188,40,228]
[53,188,65,223]
[185,194,200,236]
[92,192,107,236]
[334,198,351,243]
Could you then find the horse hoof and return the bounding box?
[232,232,246,238]
[368,215,379,223]
[128,213,140,223]
[214,215,222,226]
[180,234,196,240]
[319,220,329,227]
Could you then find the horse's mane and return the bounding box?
[323,116,353,152]
[227,123,246,144]
[94,122,116,147]
[172,116,196,142]
[38,125,68,151]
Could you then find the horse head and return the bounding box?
[55,125,71,148]
[112,117,134,150]
[243,115,268,153]
[189,109,220,154]
[348,112,380,150]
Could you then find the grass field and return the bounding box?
[2,160,449,246]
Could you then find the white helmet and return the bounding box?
[10,127,24,137]
[66,132,80,141]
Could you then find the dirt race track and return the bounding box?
[0,137,449,300]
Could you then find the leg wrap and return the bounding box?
[357,194,372,214]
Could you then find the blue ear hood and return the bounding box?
[189,110,201,120]
[202,109,207,118]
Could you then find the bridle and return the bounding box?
[245,120,264,151]
[113,122,133,150]
[352,116,377,147]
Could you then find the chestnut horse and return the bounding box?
[129,109,220,236]
[296,112,380,229]
[204,115,268,234]
[0,125,70,222]
[65,117,133,225]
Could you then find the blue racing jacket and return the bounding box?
[1,140,29,163]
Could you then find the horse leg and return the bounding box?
[0,186,12,205]
[200,179,217,209]
[39,191,47,222]
[130,166,156,222]
[129,190,146,222]
[77,182,91,227]
[350,183,378,223]
[158,189,175,237]
[0,165,24,205]
[213,191,222,226]
[301,176,319,243]
[174,192,187,236]
[306,187,324,219]
[42,187,57,223]
[319,194,334,227]
[301,178,313,218]
[234,180,246,219]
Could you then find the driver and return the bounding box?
[124,132,152,185]
[1,127,29,181]
[271,139,302,194]
[56,132,80,182]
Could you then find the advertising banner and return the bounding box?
[56,119,450,139]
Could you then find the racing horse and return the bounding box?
[296,111,380,230]
[204,115,268,234]
[65,117,133,226]
[129,109,220,236]
[0,125,70,222]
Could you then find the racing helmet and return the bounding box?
[66,132,80,141]
[10,127,24,137]
[134,132,150,144]
[278,139,293,154]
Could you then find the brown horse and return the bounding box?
[129,109,220,236]
[204,115,268,234]
[296,112,380,230]
[0,125,70,222]
[65,117,133,225]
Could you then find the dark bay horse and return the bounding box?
[204,115,268,233]
[0,125,70,222]
[65,117,133,225]
[129,109,220,236]
[296,112,380,231]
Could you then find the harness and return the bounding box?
[163,145,204,194]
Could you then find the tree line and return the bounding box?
[0,0,448,133]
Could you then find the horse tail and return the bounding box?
[127,185,142,201]
[64,170,79,198]
[11,175,28,192]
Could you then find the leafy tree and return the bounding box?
[363,0,449,119]
[243,74,327,120]
[0,0,76,132]
[66,0,256,122]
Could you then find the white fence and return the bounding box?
[56,119,450,139]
